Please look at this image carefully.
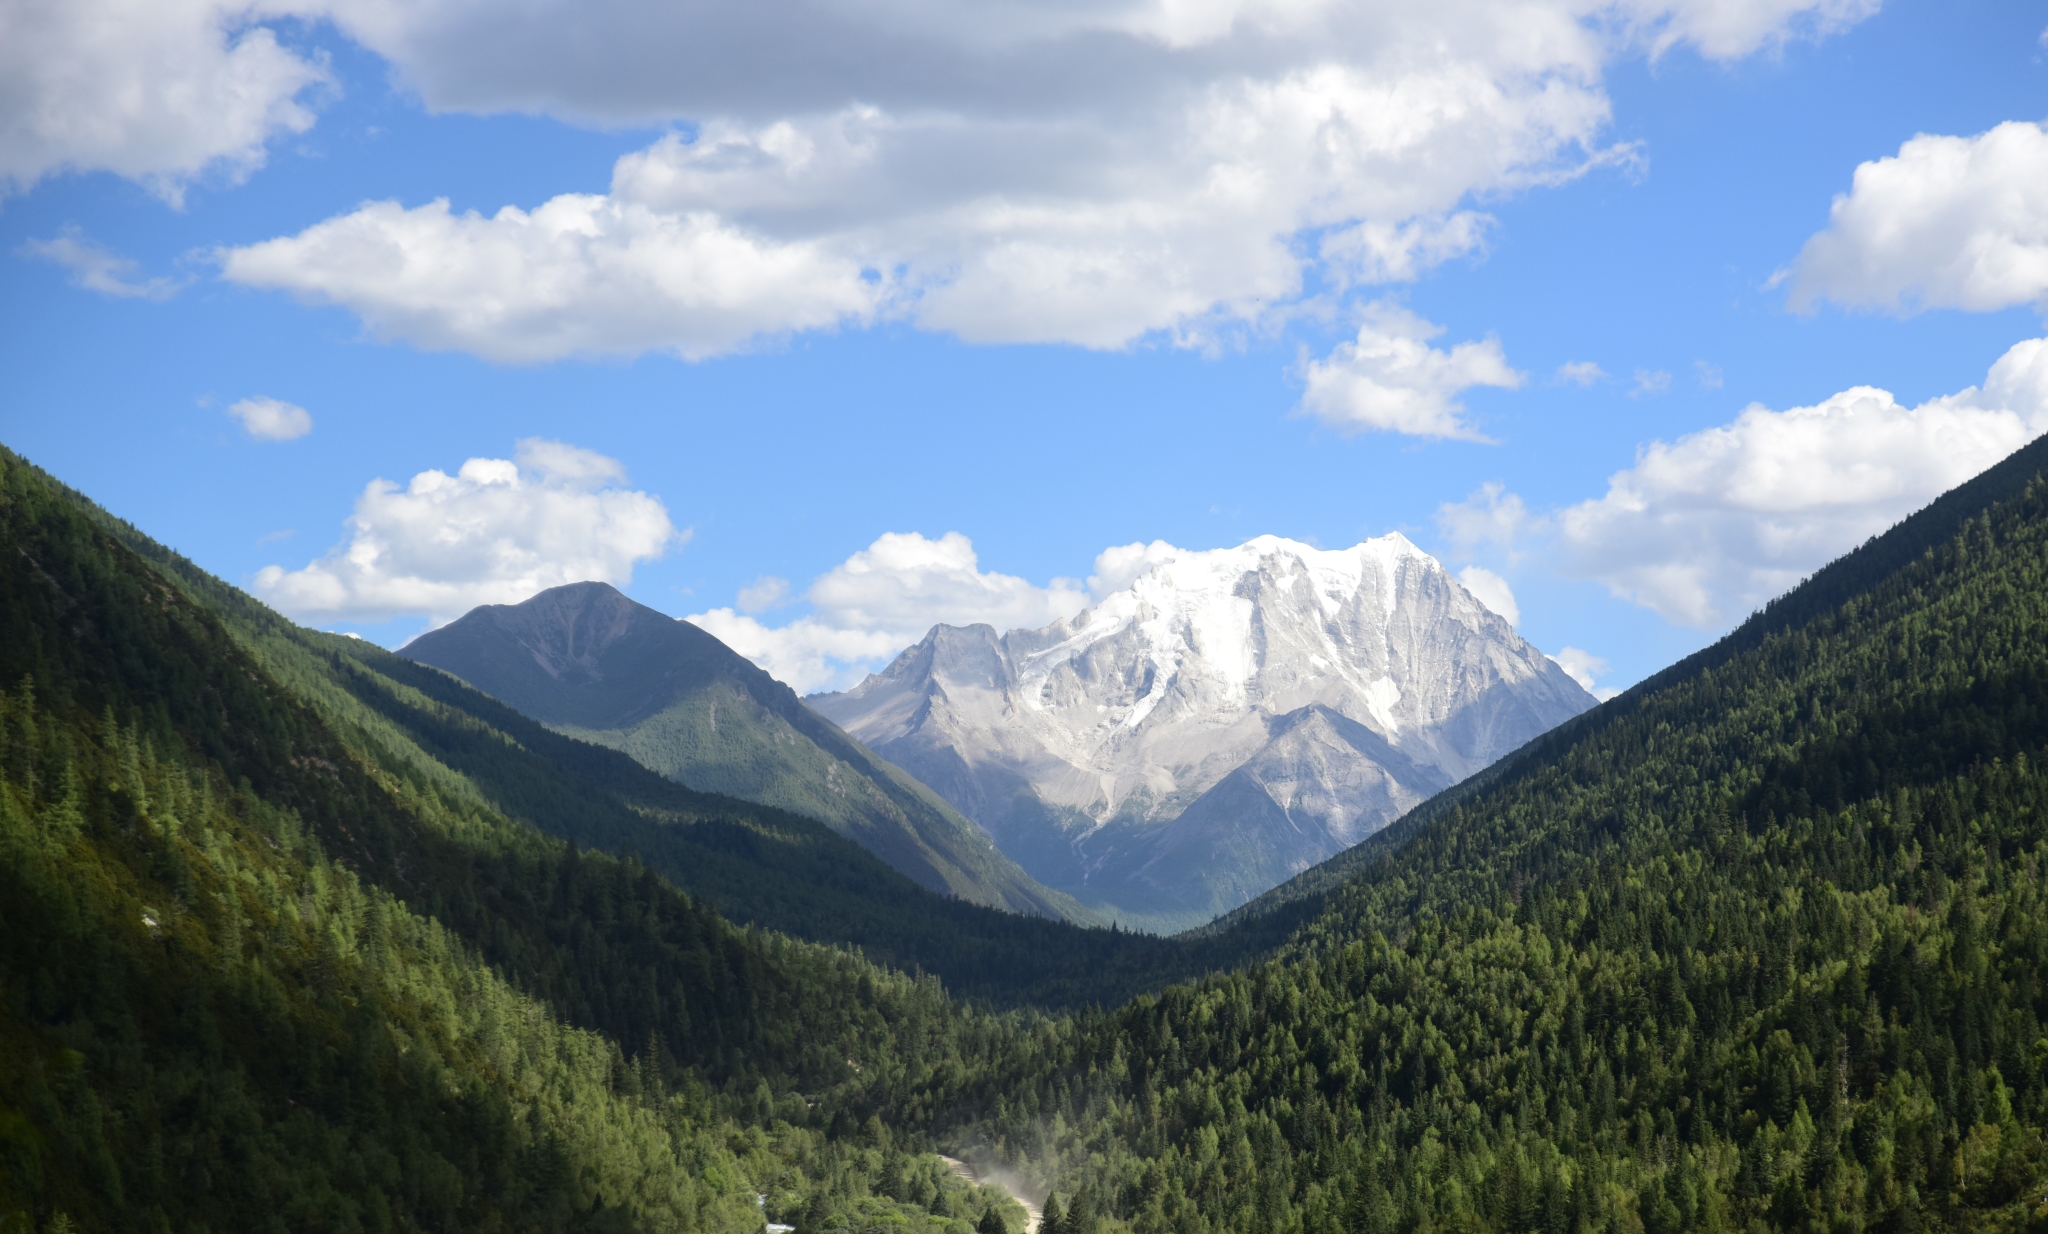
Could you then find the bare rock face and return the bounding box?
[808,535,1595,929]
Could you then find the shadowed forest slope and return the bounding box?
[0,445,1064,1234]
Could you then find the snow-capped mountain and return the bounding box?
[806,534,1596,929]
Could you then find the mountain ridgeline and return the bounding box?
[9,428,2048,1234]
[812,535,1594,931]
[400,581,1089,921]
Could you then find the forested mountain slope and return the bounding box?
[340,644,1214,1009]
[1214,427,2048,938]
[938,438,2048,1233]
[16,423,2048,1234]
[402,583,1087,921]
[29,447,1207,1009]
[0,445,1055,1233]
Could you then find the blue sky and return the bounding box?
[4,0,2047,696]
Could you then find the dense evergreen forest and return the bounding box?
[0,448,1044,1232]
[941,441,2048,1233]
[8,429,2048,1233]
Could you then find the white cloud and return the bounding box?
[201,0,1866,360]
[217,195,880,362]
[1318,213,1495,287]
[1790,120,2048,315]
[807,532,1089,634]
[686,612,908,696]
[1695,360,1723,389]
[1550,646,1619,701]
[228,396,313,441]
[20,228,183,299]
[255,438,682,626]
[1557,334,2048,626]
[0,0,326,201]
[318,0,1859,132]
[1299,302,1523,441]
[1556,360,1606,386]
[1456,565,1520,625]
[1436,481,1536,559]
[1087,540,1186,600]
[1606,0,1878,61]
[689,531,1090,691]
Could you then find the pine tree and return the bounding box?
[1040,1194,1066,1234]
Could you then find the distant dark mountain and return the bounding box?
[402,581,1090,921]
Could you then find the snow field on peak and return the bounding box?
[1009,533,1452,748]
[808,530,1596,925]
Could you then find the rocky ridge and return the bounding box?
[808,534,1595,928]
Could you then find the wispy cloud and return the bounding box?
[21,228,183,300]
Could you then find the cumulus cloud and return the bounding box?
[805,532,1088,633]
[1556,335,2048,626]
[20,228,183,299]
[689,531,1091,691]
[255,439,682,626]
[228,396,313,441]
[1456,566,1520,625]
[1299,302,1523,441]
[197,0,1869,360]
[218,195,879,362]
[318,0,1864,129]
[1790,120,2048,315]
[9,0,1877,350]
[1556,361,1606,386]
[686,612,909,697]
[1550,646,1620,701]
[1087,540,1186,599]
[0,0,326,201]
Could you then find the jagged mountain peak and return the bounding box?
[1012,532,1506,737]
[811,534,1593,928]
